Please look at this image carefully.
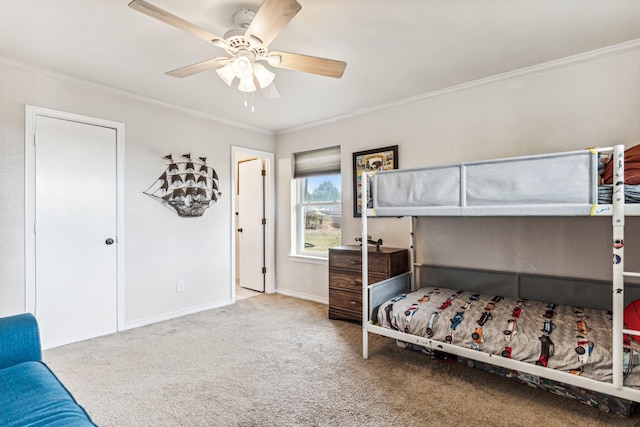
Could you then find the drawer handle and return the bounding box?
[349,260,361,265]
[349,301,357,305]
[349,281,361,286]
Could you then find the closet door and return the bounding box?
[34,115,118,349]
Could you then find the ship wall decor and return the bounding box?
[143,153,222,217]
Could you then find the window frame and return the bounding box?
[291,174,342,260]
[290,146,342,261]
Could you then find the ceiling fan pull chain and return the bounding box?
[242,91,255,113]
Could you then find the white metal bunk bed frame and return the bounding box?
[360,144,640,406]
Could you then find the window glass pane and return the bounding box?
[302,175,341,203]
[303,204,341,253]
[294,173,341,257]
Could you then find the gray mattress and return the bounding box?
[370,150,600,216]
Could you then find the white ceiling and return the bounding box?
[1,1,639,133]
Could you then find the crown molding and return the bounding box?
[0,55,274,136]
[277,38,640,136]
[3,37,640,138]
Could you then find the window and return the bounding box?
[292,147,341,258]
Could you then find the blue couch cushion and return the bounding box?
[0,313,42,370]
[0,361,96,427]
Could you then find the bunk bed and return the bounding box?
[360,145,640,416]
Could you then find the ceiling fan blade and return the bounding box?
[166,58,230,78]
[245,0,301,47]
[128,0,226,46]
[260,83,281,100]
[267,51,346,78]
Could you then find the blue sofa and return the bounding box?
[0,313,96,426]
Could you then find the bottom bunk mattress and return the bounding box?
[377,286,640,385]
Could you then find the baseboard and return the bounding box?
[276,289,328,305]
[122,299,233,331]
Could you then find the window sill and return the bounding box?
[288,254,328,265]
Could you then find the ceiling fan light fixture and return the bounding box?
[253,63,275,88]
[215,63,235,86]
[231,55,254,79]
[238,77,257,93]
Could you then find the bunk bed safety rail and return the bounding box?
[368,150,602,217]
[367,273,412,321]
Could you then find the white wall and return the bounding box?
[3,40,639,321]
[275,42,640,302]
[0,60,275,327]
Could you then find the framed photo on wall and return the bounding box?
[352,145,398,217]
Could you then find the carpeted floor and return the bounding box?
[235,284,263,300]
[45,294,640,426]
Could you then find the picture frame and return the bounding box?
[352,145,398,217]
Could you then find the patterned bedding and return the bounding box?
[377,286,640,385]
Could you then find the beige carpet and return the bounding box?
[45,294,640,426]
[235,284,263,300]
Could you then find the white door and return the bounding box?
[35,115,118,349]
[238,159,265,292]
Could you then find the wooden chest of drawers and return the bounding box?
[328,245,409,322]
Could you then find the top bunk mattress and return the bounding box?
[369,150,601,216]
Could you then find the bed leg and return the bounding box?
[363,325,369,359]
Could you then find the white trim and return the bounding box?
[277,38,640,135]
[231,146,276,298]
[24,105,126,332]
[276,288,327,305]
[122,299,232,330]
[1,55,272,136]
[288,254,328,265]
[291,177,340,259]
[291,178,299,256]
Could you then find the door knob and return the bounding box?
[237,228,243,233]
[105,238,115,245]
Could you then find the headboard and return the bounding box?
[417,265,640,311]
[519,273,640,311]
[418,265,519,297]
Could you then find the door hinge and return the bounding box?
[262,267,267,274]
[261,169,266,176]
[261,218,266,225]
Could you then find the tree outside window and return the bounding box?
[297,175,341,255]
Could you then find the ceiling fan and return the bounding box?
[128,0,347,99]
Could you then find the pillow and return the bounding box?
[598,152,612,176]
[603,144,640,185]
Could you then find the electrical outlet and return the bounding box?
[177,280,185,292]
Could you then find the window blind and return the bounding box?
[293,146,341,178]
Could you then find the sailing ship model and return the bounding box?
[144,154,221,217]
